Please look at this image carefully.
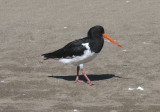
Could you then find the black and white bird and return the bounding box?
[42,25,122,85]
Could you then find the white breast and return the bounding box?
[59,43,98,66]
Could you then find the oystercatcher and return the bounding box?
[42,25,122,85]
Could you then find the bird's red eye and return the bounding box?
[98,29,101,31]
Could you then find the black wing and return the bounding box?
[42,38,89,60]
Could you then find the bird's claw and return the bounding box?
[75,80,96,85]
[75,80,85,83]
[87,81,96,85]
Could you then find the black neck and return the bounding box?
[89,36,104,53]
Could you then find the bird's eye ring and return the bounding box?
[98,29,101,31]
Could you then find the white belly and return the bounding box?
[59,43,98,66]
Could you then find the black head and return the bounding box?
[88,25,105,38]
[87,25,123,48]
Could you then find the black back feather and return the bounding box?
[42,38,88,60]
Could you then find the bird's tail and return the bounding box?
[41,52,57,60]
[41,49,63,60]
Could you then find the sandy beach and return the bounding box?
[0,0,160,112]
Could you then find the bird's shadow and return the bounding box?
[48,74,128,81]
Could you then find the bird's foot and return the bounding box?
[75,79,85,83]
[87,81,96,85]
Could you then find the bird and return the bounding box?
[42,25,122,85]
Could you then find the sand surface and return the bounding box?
[0,0,160,112]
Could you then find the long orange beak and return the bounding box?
[102,33,123,48]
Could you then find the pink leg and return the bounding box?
[75,66,84,83]
[81,69,96,85]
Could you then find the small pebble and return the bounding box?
[0,81,4,83]
[137,86,144,91]
[143,42,149,44]
[64,27,68,29]
[126,1,130,3]
[128,88,134,90]
[74,109,78,112]
[122,49,127,52]
[104,40,110,42]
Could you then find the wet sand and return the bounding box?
[0,0,160,112]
